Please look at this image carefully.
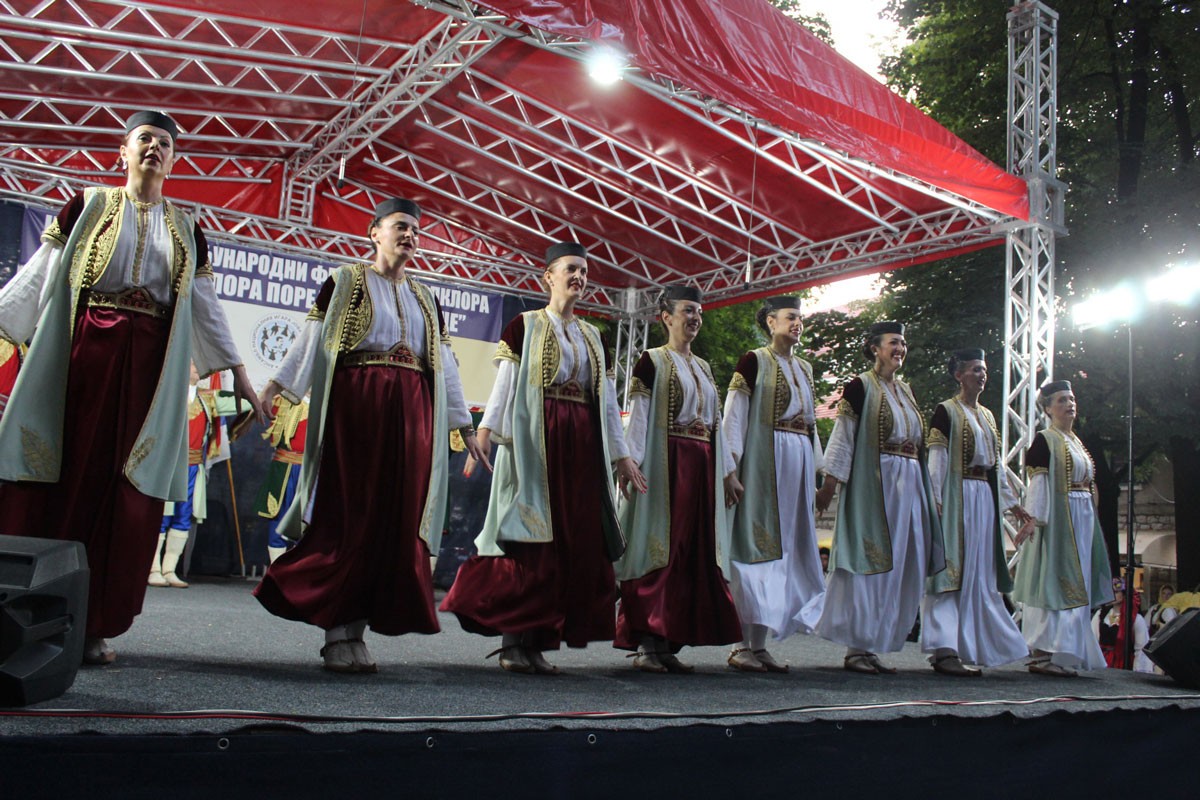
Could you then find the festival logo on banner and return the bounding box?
[251,313,301,370]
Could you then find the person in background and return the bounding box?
[0,338,21,420]
[1145,584,1177,636]
[149,364,243,588]
[1093,577,1153,672]
[253,393,309,564]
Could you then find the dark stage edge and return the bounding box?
[2,580,1198,798]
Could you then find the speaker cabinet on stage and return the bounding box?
[1145,607,1200,689]
[0,535,88,706]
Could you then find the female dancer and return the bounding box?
[615,284,743,673]
[723,296,825,672]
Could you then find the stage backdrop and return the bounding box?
[20,206,503,405]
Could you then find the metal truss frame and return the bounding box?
[1003,2,1065,512]
[0,0,1033,400]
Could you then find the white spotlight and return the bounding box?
[1146,262,1200,306]
[1073,283,1142,329]
[588,49,625,86]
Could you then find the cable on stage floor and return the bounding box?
[3,693,1198,726]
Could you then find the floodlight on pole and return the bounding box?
[1071,263,1200,669]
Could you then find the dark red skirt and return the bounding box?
[0,307,169,639]
[254,363,438,636]
[440,397,615,650]
[614,436,741,650]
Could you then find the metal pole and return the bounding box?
[225,460,247,578]
[1123,323,1136,668]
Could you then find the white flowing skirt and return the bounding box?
[1021,491,1106,671]
[730,430,826,639]
[921,479,1028,666]
[815,454,928,653]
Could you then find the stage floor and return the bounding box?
[3,578,1197,736]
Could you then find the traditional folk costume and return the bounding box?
[0,338,21,420]
[441,307,628,651]
[253,394,308,564]
[253,259,471,639]
[1092,586,1153,672]
[814,366,946,655]
[150,384,242,587]
[615,345,741,654]
[0,183,243,640]
[724,346,826,644]
[1014,401,1113,672]
[922,396,1028,667]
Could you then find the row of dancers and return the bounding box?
[0,111,1111,676]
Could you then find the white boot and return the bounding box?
[147,533,168,587]
[161,528,190,588]
[267,545,288,564]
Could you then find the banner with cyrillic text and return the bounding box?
[19,206,502,404]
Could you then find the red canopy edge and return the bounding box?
[476,0,1029,221]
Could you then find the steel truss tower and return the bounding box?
[1002,2,1065,505]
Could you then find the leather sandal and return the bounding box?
[632,651,668,673]
[1028,658,1077,677]
[660,653,695,674]
[527,649,561,675]
[843,653,878,674]
[488,646,534,674]
[931,654,981,677]
[753,649,789,673]
[866,653,898,674]
[348,638,378,674]
[82,638,116,666]
[728,647,768,673]
[320,640,358,674]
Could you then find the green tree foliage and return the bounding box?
[767,0,835,45]
[877,0,1200,582]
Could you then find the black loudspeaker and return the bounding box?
[1145,607,1200,689]
[0,534,89,706]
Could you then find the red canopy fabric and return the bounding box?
[478,0,1028,219]
[0,0,1028,306]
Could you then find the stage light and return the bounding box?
[1072,282,1141,330]
[588,48,626,86]
[1146,262,1200,306]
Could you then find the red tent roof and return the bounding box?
[0,0,1026,311]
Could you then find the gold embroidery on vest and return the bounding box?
[649,535,669,570]
[70,187,124,291]
[518,502,550,540]
[127,436,156,473]
[20,425,55,479]
[728,371,751,395]
[42,218,67,247]
[628,376,651,398]
[495,339,518,364]
[539,312,561,388]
